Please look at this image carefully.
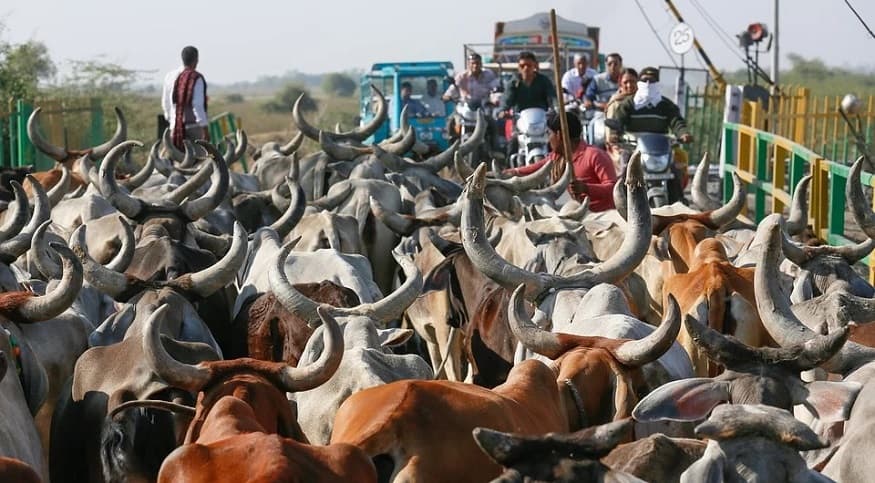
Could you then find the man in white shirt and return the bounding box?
[161,45,208,148]
[561,53,597,101]
[420,79,446,117]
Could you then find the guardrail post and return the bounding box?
[755,133,769,222]
[828,164,846,238]
[15,100,33,169]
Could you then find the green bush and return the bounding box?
[322,73,357,97]
[225,93,245,103]
[262,83,318,113]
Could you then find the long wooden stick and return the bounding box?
[549,10,573,171]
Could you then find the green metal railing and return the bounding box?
[209,111,247,172]
[0,98,104,171]
[722,121,875,280]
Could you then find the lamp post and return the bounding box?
[838,94,874,171]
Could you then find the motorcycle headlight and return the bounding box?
[642,153,670,172]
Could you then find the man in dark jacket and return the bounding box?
[499,51,556,113]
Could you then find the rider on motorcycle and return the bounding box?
[503,112,617,212]
[443,52,500,153]
[499,51,556,161]
[609,66,693,202]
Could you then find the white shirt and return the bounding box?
[161,66,208,129]
[561,67,598,99]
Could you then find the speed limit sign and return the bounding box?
[669,23,695,55]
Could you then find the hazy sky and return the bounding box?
[2,0,872,85]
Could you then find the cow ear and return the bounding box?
[524,228,545,245]
[633,378,730,422]
[792,380,862,423]
[680,440,726,483]
[422,257,454,294]
[378,328,413,348]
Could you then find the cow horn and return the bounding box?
[99,140,145,219]
[507,284,564,359]
[88,107,127,159]
[149,141,173,178]
[491,160,554,192]
[277,305,344,392]
[32,221,62,280]
[0,175,50,263]
[419,141,460,173]
[847,157,875,241]
[46,164,71,207]
[27,108,67,161]
[270,177,306,239]
[557,153,651,289]
[559,198,590,220]
[161,128,186,162]
[458,110,487,157]
[17,243,83,322]
[690,152,721,211]
[120,150,155,191]
[0,181,30,243]
[346,84,389,141]
[143,304,213,392]
[461,163,548,295]
[454,150,475,179]
[77,152,99,186]
[105,216,136,273]
[371,144,408,172]
[178,222,246,298]
[180,141,230,221]
[706,171,745,227]
[383,105,410,144]
[527,160,572,199]
[612,168,629,221]
[310,183,353,211]
[279,131,304,156]
[613,295,681,367]
[320,131,372,161]
[426,227,461,255]
[756,214,875,375]
[271,184,291,213]
[166,158,214,205]
[334,253,422,322]
[292,94,323,141]
[270,241,321,325]
[382,126,416,156]
[785,175,812,237]
[70,224,133,300]
[224,130,247,165]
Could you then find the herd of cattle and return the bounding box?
[1,86,875,482]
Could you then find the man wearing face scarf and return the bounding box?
[608,66,692,144]
[609,66,692,200]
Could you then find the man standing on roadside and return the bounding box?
[162,45,209,149]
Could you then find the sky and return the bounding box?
[1,0,873,85]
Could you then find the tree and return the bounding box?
[0,29,55,102]
[322,73,357,97]
[262,83,318,113]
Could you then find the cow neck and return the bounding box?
[563,378,588,431]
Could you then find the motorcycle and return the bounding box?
[507,107,549,168]
[454,100,493,167]
[628,133,683,208]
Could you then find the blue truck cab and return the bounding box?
[360,61,455,152]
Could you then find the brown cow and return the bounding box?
[0,457,42,483]
[142,304,377,483]
[329,284,681,483]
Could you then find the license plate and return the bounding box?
[416,118,433,124]
[644,173,674,181]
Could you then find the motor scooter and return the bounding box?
[507,107,549,168]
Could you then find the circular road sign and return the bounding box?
[669,22,695,55]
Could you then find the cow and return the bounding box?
[472,419,645,483]
[138,303,378,483]
[329,282,681,483]
[680,404,834,483]
[49,223,245,483]
[0,457,42,483]
[0,242,84,481]
[632,294,858,428]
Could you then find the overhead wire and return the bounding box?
[632,0,680,68]
[844,0,875,40]
[688,0,748,63]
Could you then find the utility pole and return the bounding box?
[771,0,780,90]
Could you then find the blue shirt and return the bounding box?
[403,97,428,117]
